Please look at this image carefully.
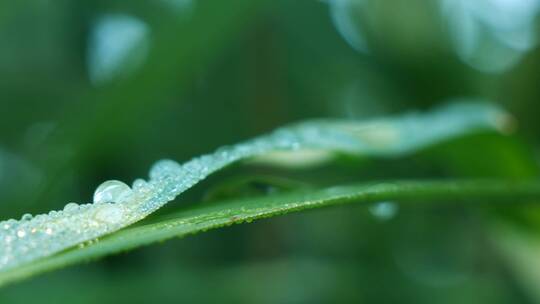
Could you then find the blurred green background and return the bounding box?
[1,0,540,303]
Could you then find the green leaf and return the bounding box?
[0,101,510,273]
[1,179,539,287]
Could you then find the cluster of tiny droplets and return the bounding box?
[0,103,507,271]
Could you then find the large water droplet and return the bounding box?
[93,180,132,204]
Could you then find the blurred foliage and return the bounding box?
[0,0,540,303]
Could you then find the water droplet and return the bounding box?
[21,214,33,221]
[63,202,79,212]
[3,219,16,230]
[17,230,26,238]
[93,180,132,204]
[132,178,148,190]
[369,201,398,221]
[45,227,53,235]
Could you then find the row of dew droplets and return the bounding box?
[0,130,292,271]
[0,179,136,270]
[131,127,310,218]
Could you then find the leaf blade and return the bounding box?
[2,179,539,287]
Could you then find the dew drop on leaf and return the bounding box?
[63,203,79,212]
[93,180,133,204]
[21,214,33,221]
